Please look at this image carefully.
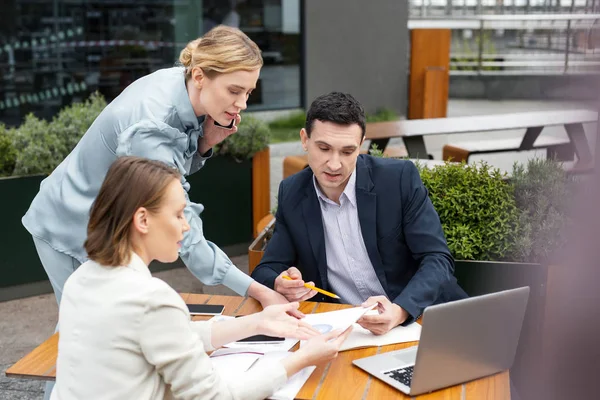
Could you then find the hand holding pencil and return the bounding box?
[275,267,339,302]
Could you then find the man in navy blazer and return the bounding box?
[252,92,466,335]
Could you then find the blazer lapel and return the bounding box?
[355,157,388,289]
[302,182,329,289]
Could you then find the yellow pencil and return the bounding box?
[282,275,340,299]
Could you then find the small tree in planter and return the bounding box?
[416,161,521,261]
[187,114,272,247]
[510,158,575,265]
[216,115,270,161]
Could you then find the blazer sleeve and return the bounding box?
[251,182,297,289]
[116,120,253,296]
[393,162,456,324]
[139,282,287,400]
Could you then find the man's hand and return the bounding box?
[356,296,409,336]
[274,267,317,302]
[247,281,305,319]
[198,114,242,154]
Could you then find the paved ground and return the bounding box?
[1,98,596,399]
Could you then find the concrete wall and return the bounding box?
[303,0,409,116]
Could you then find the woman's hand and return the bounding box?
[255,302,320,340]
[280,327,352,377]
[198,114,241,154]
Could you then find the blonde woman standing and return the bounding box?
[23,26,286,309]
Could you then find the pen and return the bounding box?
[281,275,340,299]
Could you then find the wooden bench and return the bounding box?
[367,109,598,167]
[442,135,574,163]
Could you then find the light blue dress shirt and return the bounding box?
[22,67,253,296]
[313,170,386,304]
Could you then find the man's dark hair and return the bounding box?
[305,92,366,139]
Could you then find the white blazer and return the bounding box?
[51,253,287,400]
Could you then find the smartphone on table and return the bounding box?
[186,303,225,316]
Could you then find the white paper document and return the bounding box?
[209,349,262,380]
[300,306,421,351]
[340,320,421,351]
[300,304,377,334]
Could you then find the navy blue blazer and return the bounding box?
[252,155,467,323]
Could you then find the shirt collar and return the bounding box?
[127,252,152,277]
[313,169,357,207]
[173,67,205,131]
[172,67,206,158]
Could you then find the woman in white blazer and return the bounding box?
[51,156,351,400]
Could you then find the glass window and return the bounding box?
[0,0,301,127]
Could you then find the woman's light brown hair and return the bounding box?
[85,157,181,267]
[179,25,263,79]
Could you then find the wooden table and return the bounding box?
[366,109,597,163]
[6,293,510,399]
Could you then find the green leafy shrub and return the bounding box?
[49,92,107,152]
[416,161,521,261]
[0,124,17,177]
[509,158,573,264]
[268,110,306,130]
[11,92,107,176]
[365,108,398,123]
[216,115,270,160]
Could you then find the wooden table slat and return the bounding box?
[205,294,245,316]
[233,297,262,316]
[465,370,510,400]
[6,333,59,380]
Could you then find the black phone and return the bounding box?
[237,334,285,343]
[186,304,225,316]
[214,119,235,129]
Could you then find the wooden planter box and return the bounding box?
[0,148,271,301]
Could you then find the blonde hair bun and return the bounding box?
[179,25,263,78]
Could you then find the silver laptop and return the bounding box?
[352,286,529,396]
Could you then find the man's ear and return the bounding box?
[191,67,204,90]
[300,128,308,151]
[132,208,150,234]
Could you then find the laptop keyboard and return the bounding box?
[383,365,414,387]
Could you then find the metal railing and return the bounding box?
[408,13,600,75]
[409,0,594,17]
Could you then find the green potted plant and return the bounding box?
[187,114,272,247]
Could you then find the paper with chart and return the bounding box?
[301,306,421,351]
[300,304,377,335]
